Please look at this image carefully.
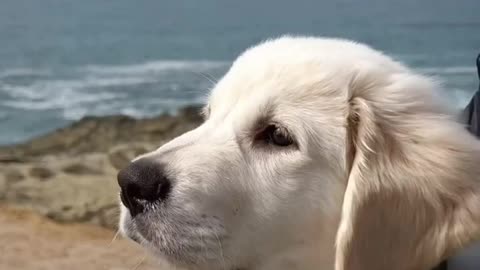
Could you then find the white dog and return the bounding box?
[118,36,480,270]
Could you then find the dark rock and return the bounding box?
[29,167,54,180]
[62,163,102,175]
[0,105,203,159]
[108,144,151,170]
[4,169,25,183]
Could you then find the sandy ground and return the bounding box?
[0,204,168,270]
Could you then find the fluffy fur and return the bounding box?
[119,36,480,270]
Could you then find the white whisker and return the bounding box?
[108,230,120,247]
[192,71,218,86]
[131,254,147,270]
[212,227,226,270]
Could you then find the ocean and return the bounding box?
[0,0,479,145]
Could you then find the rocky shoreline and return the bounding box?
[0,105,203,229]
[0,106,203,269]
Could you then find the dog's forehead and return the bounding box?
[208,37,366,119]
[208,37,410,120]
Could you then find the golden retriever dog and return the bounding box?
[117,36,480,270]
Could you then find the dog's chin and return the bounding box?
[119,204,233,270]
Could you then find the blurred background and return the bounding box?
[0,0,479,269]
[1,0,479,145]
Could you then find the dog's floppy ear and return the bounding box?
[335,77,480,270]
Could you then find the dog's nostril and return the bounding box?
[117,158,172,216]
[120,188,144,216]
[156,180,171,201]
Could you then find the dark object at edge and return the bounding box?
[461,54,480,137]
[433,54,480,270]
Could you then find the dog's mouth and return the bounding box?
[120,204,231,268]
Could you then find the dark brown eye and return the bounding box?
[264,125,293,147]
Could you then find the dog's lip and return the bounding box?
[120,216,144,245]
[121,225,143,244]
[127,232,143,244]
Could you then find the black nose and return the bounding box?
[117,158,172,216]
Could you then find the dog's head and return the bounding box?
[118,37,480,270]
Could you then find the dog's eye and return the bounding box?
[264,125,294,147]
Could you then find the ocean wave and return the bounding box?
[0,60,214,121]
[1,75,141,111]
[0,61,475,123]
[0,76,154,101]
[2,91,120,111]
[0,74,207,121]
[393,53,429,61]
[82,60,229,76]
[61,101,147,120]
[416,66,476,75]
[59,97,206,120]
[0,68,52,78]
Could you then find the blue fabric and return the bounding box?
[448,242,480,270]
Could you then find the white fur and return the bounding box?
[119,36,480,270]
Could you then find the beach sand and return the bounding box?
[0,205,166,270]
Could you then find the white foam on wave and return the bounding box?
[3,60,474,122]
[393,53,429,61]
[0,68,52,78]
[0,59,227,116]
[1,84,45,100]
[416,66,476,75]
[60,100,144,120]
[0,75,149,114]
[0,65,209,120]
[60,96,207,120]
[82,60,229,76]
[2,89,120,111]
[1,76,156,96]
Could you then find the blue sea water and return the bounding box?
[0,0,479,145]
